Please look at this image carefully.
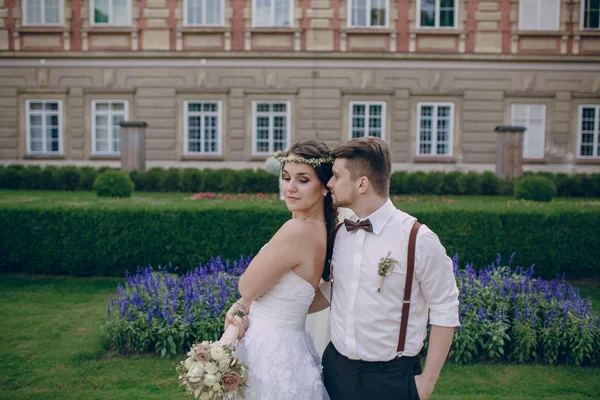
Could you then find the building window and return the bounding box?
[518,0,560,31]
[92,100,128,155]
[349,102,386,140]
[185,0,223,26]
[92,0,130,26]
[23,0,63,26]
[253,0,293,27]
[582,0,600,30]
[416,103,454,156]
[348,0,388,28]
[510,104,546,159]
[578,105,600,158]
[26,100,62,155]
[252,101,290,155]
[184,101,222,155]
[418,0,457,29]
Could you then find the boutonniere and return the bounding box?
[377,251,398,292]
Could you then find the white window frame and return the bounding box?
[90,0,132,26]
[577,105,600,159]
[518,0,560,31]
[91,100,128,156]
[347,0,390,29]
[581,0,600,30]
[184,0,225,26]
[252,0,294,27]
[25,99,63,155]
[510,104,546,160]
[348,101,387,140]
[252,101,291,156]
[416,102,454,157]
[183,100,223,155]
[416,0,458,29]
[23,0,64,26]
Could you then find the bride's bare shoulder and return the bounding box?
[271,219,318,244]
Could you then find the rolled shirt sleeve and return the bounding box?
[415,228,460,327]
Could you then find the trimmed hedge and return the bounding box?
[1,206,598,279]
[1,164,599,197]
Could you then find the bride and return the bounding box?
[224,139,335,400]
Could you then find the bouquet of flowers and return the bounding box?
[177,312,248,399]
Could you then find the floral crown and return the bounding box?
[275,155,333,168]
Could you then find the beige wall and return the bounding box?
[1,59,599,173]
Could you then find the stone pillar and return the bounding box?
[119,121,147,172]
[495,125,526,180]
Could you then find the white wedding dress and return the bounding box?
[234,269,330,400]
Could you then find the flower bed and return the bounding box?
[447,254,600,366]
[102,255,600,366]
[102,257,250,357]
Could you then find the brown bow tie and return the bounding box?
[344,218,373,233]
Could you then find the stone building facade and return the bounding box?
[1,0,599,172]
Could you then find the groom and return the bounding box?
[310,137,460,400]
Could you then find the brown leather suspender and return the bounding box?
[397,220,421,356]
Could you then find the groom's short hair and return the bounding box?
[331,137,391,197]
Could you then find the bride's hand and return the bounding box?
[225,301,250,339]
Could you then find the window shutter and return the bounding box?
[540,0,560,30]
[519,0,541,30]
[511,104,546,159]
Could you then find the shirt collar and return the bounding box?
[349,198,395,235]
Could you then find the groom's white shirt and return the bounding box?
[329,199,460,362]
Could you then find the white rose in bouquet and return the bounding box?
[199,392,211,400]
[204,373,217,387]
[210,345,226,362]
[204,362,218,375]
[218,357,231,371]
[187,363,205,383]
[184,356,195,371]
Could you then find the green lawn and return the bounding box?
[1,190,599,213]
[0,275,599,399]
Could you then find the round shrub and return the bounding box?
[93,170,135,198]
[514,176,557,202]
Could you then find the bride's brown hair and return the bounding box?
[284,139,337,281]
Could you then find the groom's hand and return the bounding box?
[414,374,436,400]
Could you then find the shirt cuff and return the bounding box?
[429,302,461,327]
